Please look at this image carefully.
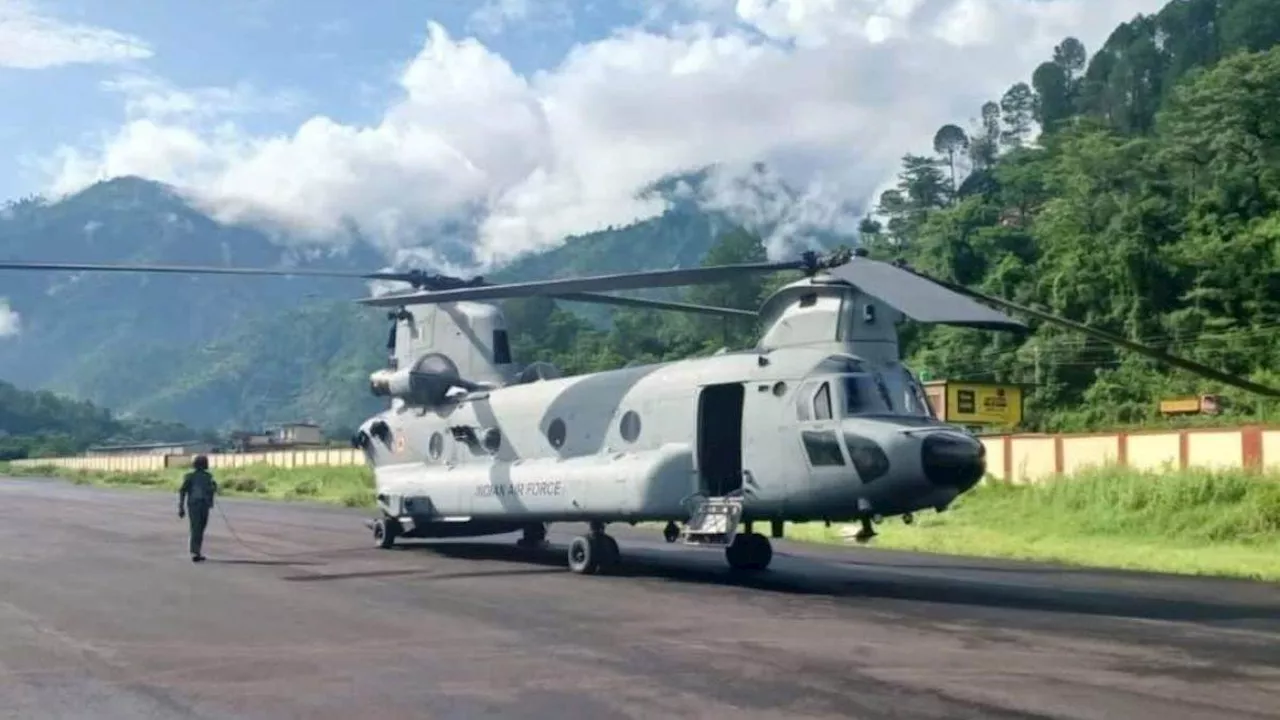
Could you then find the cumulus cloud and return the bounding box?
[0,299,20,337]
[0,0,151,69]
[40,0,1165,272]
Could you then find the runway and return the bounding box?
[1,477,1278,720]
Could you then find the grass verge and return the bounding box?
[0,461,376,508]
[3,461,1277,581]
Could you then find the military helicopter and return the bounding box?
[1,247,1276,576]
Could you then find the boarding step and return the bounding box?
[679,495,745,546]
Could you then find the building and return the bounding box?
[273,422,324,445]
[228,422,326,452]
[86,441,215,457]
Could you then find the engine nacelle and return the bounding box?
[369,368,459,406]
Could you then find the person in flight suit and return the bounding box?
[178,455,218,562]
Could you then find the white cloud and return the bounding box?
[0,299,20,337]
[40,0,1164,272]
[0,0,151,69]
[468,0,573,36]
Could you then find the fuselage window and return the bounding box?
[814,382,833,421]
[619,410,642,443]
[801,430,846,466]
[546,418,566,449]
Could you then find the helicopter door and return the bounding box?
[797,380,853,511]
[695,383,744,497]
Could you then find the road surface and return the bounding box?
[1,477,1278,720]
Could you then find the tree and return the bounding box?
[932,124,970,198]
[969,101,1001,169]
[1000,82,1037,149]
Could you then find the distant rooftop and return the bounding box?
[86,440,208,451]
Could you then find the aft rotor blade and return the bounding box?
[0,260,377,279]
[551,292,756,317]
[902,266,1280,398]
[358,261,807,307]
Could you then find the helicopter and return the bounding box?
[1,246,1276,576]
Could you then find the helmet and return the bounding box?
[193,454,209,470]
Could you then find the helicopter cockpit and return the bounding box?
[794,355,938,422]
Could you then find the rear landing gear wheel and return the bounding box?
[567,532,620,575]
[373,517,399,549]
[725,532,772,572]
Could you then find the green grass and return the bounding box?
[4,461,1278,581]
[785,465,1280,581]
[0,461,376,508]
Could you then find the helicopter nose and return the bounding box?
[920,431,986,492]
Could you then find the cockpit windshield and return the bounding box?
[901,371,935,417]
[841,374,894,415]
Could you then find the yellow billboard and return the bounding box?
[943,382,1024,427]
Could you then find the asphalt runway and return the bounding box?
[1,477,1278,720]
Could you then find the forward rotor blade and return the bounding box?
[550,292,756,317]
[358,260,807,307]
[0,260,376,279]
[827,258,1026,331]
[901,266,1280,398]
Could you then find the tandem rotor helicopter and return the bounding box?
[2,246,1277,575]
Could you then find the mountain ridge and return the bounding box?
[0,165,846,435]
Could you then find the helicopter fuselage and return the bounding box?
[354,345,987,540]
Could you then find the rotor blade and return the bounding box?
[0,260,377,279]
[550,292,756,317]
[357,260,808,307]
[899,265,1280,398]
[827,258,1027,331]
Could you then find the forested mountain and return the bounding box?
[0,170,807,435]
[500,0,1280,432]
[0,378,204,459]
[2,0,1278,439]
[851,0,1280,429]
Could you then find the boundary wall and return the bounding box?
[7,427,1280,482]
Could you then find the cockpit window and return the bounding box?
[842,374,894,415]
[813,382,833,421]
[902,371,934,417]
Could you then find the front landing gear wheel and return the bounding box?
[373,517,399,549]
[566,533,620,574]
[662,521,680,543]
[725,532,772,572]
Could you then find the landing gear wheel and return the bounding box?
[373,517,399,549]
[725,532,772,572]
[566,533,620,575]
[662,521,680,543]
[599,534,620,567]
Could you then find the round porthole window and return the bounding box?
[619,410,641,443]
[546,418,566,449]
[428,432,444,460]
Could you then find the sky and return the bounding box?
[0,0,1169,274]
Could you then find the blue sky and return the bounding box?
[2,0,636,199]
[0,0,1166,268]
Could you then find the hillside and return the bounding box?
[846,0,1280,430]
[0,378,203,459]
[3,0,1278,436]
[496,0,1280,432]
[0,170,821,434]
